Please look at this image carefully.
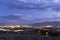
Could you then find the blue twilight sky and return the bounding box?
[0,0,60,24]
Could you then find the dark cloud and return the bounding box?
[1,15,21,20]
[6,0,60,11]
[1,0,60,11]
[0,0,60,11]
[8,1,51,9]
[52,4,60,11]
[0,14,60,25]
[0,14,33,25]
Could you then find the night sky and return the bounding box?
[0,0,60,24]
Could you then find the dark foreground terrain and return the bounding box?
[0,27,60,40]
[0,34,60,40]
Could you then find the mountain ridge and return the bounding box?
[32,21,60,26]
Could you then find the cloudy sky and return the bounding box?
[0,0,60,24]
